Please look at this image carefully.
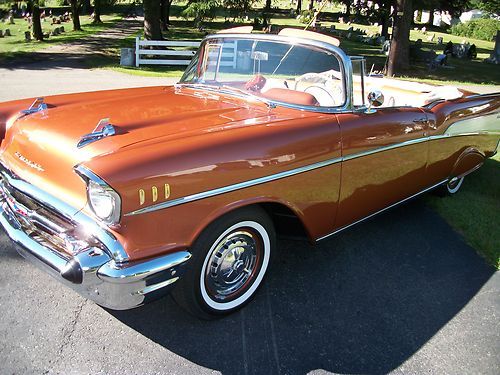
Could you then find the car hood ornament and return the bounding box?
[77,118,116,148]
[20,97,48,115]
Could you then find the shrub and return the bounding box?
[297,9,314,25]
[450,18,500,41]
[181,0,219,27]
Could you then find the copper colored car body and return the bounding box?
[0,29,498,318]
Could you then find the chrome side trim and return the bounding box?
[316,179,448,242]
[125,156,343,216]
[342,137,428,161]
[126,130,499,217]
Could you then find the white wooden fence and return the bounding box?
[135,37,200,67]
[135,37,238,68]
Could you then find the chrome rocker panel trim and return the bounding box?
[316,179,448,241]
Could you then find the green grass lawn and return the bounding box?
[0,14,120,60]
[425,153,500,269]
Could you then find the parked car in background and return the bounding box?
[0,27,498,319]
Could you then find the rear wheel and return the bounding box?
[435,176,465,196]
[446,176,464,194]
[172,207,275,319]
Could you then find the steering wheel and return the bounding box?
[303,85,338,106]
[295,73,342,106]
[245,74,266,92]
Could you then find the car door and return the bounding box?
[334,107,430,230]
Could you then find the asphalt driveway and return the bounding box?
[0,200,498,374]
[0,65,498,374]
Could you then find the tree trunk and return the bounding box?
[30,0,43,41]
[427,9,434,26]
[309,0,314,11]
[386,0,412,76]
[70,0,82,31]
[144,0,162,40]
[265,0,272,12]
[296,0,302,13]
[380,1,391,38]
[344,1,351,18]
[160,0,171,31]
[92,0,102,24]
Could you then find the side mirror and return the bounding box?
[365,90,384,113]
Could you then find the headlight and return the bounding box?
[75,165,121,225]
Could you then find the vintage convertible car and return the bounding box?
[0,27,498,319]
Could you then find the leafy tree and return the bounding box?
[469,0,500,14]
[387,0,412,76]
[438,0,470,18]
[340,0,351,18]
[224,0,254,12]
[181,0,218,27]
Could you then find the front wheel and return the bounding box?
[172,207,275,319]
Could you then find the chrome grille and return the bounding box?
[0,177,78,256]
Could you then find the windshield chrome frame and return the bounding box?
[178,33,353,114]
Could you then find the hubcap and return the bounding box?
[205,230,261,302]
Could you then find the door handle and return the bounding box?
[413,117,428,125]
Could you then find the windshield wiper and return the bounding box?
[177,82,277,110]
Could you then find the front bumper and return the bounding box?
[0,164,191,310]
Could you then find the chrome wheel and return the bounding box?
[200,220,270,311]
[205,230,260,301]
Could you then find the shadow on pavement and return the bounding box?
[1,52,107,70]
[110,199,495,374]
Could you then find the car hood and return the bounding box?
[0,85,289,212]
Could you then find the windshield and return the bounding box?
[180,37,345,108]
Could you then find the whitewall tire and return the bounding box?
[172,207,275,319]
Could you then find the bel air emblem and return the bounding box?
[14,151,44,172]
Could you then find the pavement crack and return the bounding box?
[56,299,87,357]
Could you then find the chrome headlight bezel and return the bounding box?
[74,165,121,226]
